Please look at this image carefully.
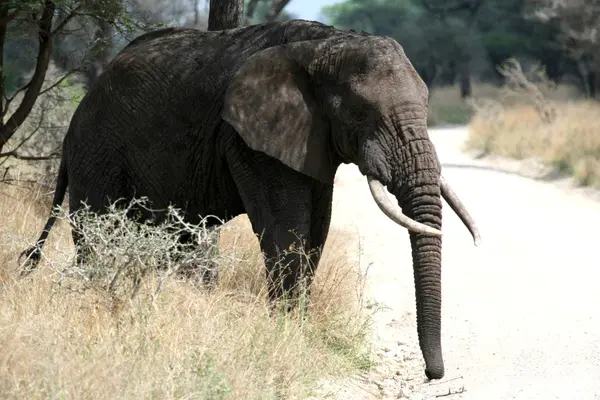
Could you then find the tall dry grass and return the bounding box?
[427,63,581,128]
[427,83,499,127]
[469,101,600,186]
[467,59,600,187]
[0,178,373,399]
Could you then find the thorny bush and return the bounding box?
[48,197,223,301]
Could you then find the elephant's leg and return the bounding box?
[227,158,314,308]
[71,226,91,266]
[68,194,96,267]
[240,182,312,308]
[301,181,335,300]
[264,183,333,314]
[67,169,131,267]
[259,221,312,309]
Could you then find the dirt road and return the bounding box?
[323,126,600,400]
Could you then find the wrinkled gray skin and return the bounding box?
[23,20,480,380]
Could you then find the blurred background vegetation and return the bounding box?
[323,0,600,127]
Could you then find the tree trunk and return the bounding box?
[589,71,597,99]
[0,1,55,155]
[0,4,8,120]
[193,0,200,26]
[458,60,472,99]
[208,0,244,31]
[419,65,438,92]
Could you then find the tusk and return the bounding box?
[440,175,481,246]
[367,176,442,236]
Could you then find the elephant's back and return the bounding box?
[77,31,226,137]
[93,26,274,122]
[107,24,276,84]
[62,28,251,208]
[66,20,340,146]
[107,28,226,87]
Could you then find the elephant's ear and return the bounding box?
[222,44,338,184]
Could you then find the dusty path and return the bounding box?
[321,126,600,400]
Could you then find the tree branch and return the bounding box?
[0,103,46,157]
[39,69,80,96]
[0,150,61,161]
[0,0,56,154]
[0,4,8,120]
[265,0,291,22]
[52,4,83,36]
[0,105,61,163]
[4,82,30,113]
[245,0,260,25]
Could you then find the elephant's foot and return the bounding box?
[266,271,314,318]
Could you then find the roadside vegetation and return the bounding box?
[427,83,499,126]
[0,181,373,399]
[466,59,600,188]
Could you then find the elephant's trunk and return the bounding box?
[366,120,450,379]
[399,182,445,380]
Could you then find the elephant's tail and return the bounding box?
[19,156,69,276]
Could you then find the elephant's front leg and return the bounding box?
[257,182,333,310]
[259,222,313,308]
[226,142,324,310]
[298,181,334,301]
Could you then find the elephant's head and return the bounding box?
[222,31,480,380]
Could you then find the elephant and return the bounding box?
[21,19,481,380]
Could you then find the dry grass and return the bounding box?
[427,83,499,127]
[467,59,600,187]
[427,72,580,128]
[468,101,600,187]
[0,178,373,399]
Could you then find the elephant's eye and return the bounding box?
[347,105,369,122]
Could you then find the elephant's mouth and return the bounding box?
[366,175,480,245]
